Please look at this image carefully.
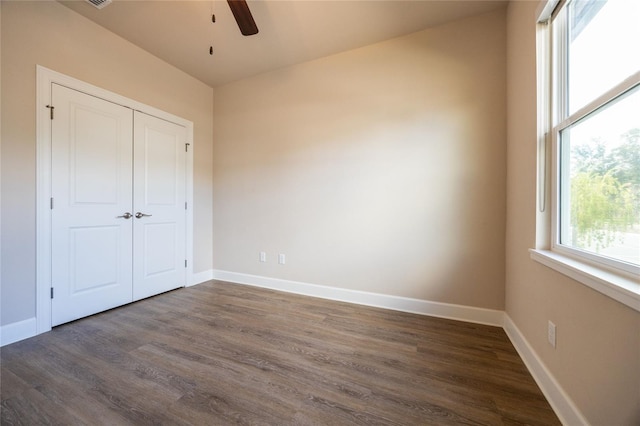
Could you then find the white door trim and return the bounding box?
[36,65,194,334]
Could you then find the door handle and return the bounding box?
[116,212,133,219]
[135,212,152,219]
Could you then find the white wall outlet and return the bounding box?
[548,320,557,348]
[259,251,267,263]
[278,253,286,265]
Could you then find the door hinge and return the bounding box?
[50,287,54,299]
[50,197,54,210]
[185,143,190,152]
[185,259,188,268]
[185,201,187,210]
[46,105,55,120]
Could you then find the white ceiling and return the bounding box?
[60,0,507,88]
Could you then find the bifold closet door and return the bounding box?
[132,111,187,301]
[51,84,134,326]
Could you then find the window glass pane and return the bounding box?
[568,0,640,114]
[559,86,640,266]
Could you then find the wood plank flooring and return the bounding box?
[1,280,560,425]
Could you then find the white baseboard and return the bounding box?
[189,269,214,287]
[504,315,589,426]
[212,269,504,327]
[1,317,37,347]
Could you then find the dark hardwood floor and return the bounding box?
[1,280,560,425]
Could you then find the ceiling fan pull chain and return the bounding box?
[209,1,215,55]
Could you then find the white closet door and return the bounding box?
[51,84,134,326]
[132,111,187,301]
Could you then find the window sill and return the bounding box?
[529,249,640,313]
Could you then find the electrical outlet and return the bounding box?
[548,321,557,348]
[259,251,267,263]
[278,253,286,265]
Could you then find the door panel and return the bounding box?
[72,107,121,204]
[143,223,177,276]
[144,127,179,205]
[69,226,121,292]
[51,84,134,326]
[133,112,186,301]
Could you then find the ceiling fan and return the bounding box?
[84,0,258,37]
[227,0,259,36]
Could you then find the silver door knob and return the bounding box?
[116,212,132,219]
[135,212,152,219]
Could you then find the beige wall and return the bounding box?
[212,10,507,310]
[0,1,214,325]
[506,2,640,424]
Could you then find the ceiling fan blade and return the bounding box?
[227,0,259,36]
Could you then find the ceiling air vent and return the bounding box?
[85,0,112,9]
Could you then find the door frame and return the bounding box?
[36,65,195,334]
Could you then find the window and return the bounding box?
[534,0,640,309]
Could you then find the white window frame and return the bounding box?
[531,0,640,312]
